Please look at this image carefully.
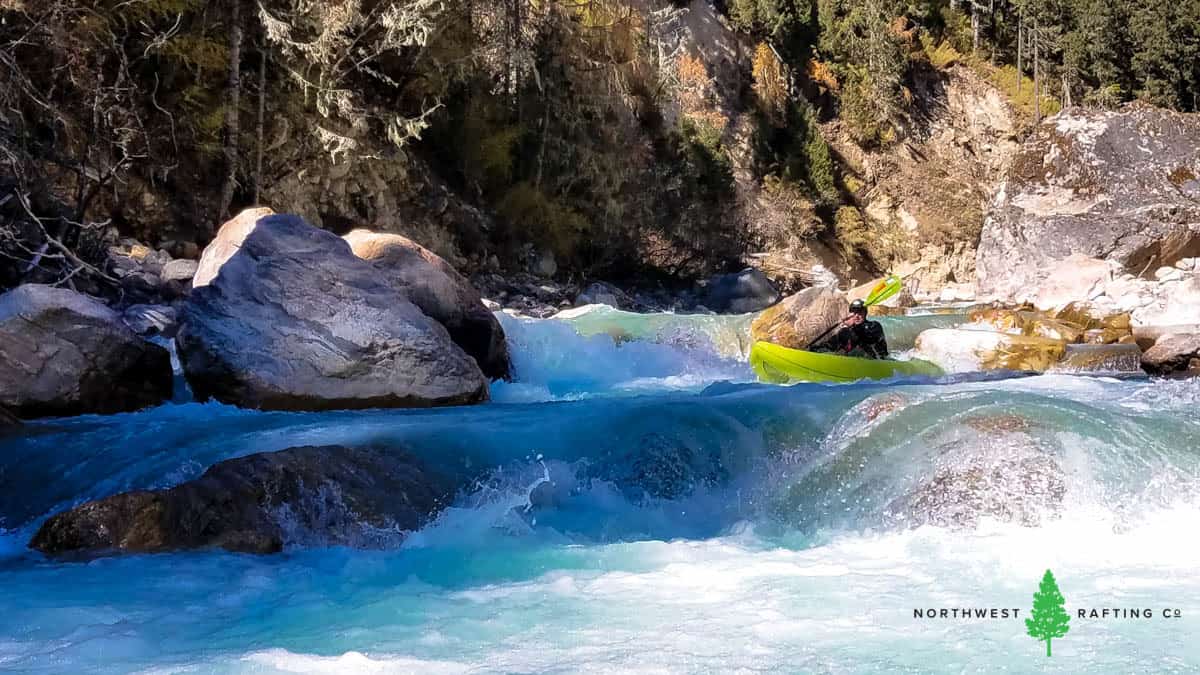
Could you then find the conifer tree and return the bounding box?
[1025,569,1070,657]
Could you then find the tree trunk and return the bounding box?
[1016,16,1023,94]
[1046,638,1051,657]
[972,1,980,55]
[988,0,996,63]
[219,0,243,223]
[1033,18,1040,125]
[255,46,267,205]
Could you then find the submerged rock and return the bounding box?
[703,268,779,314]
[344,229,511,380]
[892,415,1066,528]
[894,451,1066,528]
[595,432,728,501]
[30,445,453,556]
[178,210,488,411]
[750,286,847,349]
[0,285,172,417]
[1141,333,1200,375]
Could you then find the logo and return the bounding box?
[1025,569,1070,657]
[910,567,1182,659]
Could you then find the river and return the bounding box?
[1,307,1198,672]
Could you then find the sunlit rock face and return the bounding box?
[978,107,1200,320]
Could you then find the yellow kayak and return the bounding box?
[749,341,943,384]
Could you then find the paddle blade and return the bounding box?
[864,274,902,306]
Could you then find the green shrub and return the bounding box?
[679,117,735,199]
[840,70,886,146]
[833,205,870,260]
[495,182,592,261]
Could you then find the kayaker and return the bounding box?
[812,299,889,359]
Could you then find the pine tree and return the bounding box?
[1025,569,1070,657]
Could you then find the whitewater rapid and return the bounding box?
[2,307,1199,673]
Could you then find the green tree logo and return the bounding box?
[1026,569,1071,656]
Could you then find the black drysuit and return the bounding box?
[813,320,889,359]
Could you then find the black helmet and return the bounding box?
[849,299,868,316]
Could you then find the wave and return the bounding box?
[4,375,1197,558]
[491,308,755,401]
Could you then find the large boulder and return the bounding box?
[177,210,488,411]
[978,107,1200,304]
[343,229,510,380]
[30,445,453,556]
[751,286,848,349]
[913,328,1066,372]
[0,285,171,417]
[1141,333,1200,375]
[702,268,779,314]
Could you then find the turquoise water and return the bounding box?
[2,310,1199,672]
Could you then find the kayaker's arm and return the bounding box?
[811,326,851,353]
[862,322,889,359]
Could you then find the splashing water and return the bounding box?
[2,311,1199,672]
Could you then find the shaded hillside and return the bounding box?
[1,0,1196,294]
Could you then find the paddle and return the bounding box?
[805,274,902,349]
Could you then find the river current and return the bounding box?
[2,307,1198,673]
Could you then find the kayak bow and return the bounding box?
[749,340,943,384]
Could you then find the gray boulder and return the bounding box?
[702,268,779,314]
[575,281,633,309]
[978,106,1200,301]
[0,285,172,417]
[343,229,510,380]
[1141,333,1200,375]
[160,258,199,283]
[177,210,488,411]
[30,445,453,556]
